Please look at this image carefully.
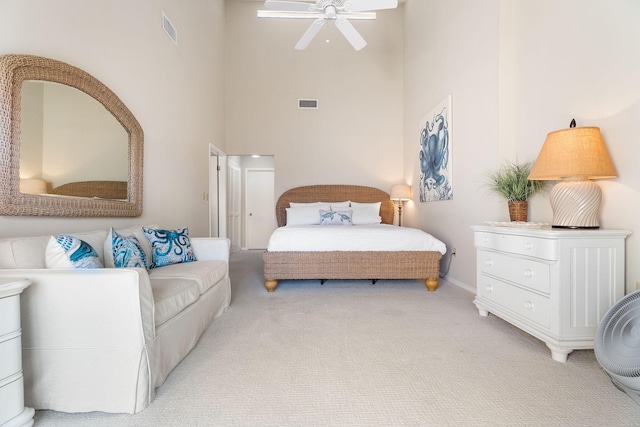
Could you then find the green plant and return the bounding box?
[485,161,545,202]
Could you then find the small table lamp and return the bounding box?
[528,122,617,229]
[390,184,412,226]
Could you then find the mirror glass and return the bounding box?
[0,54,143,217]
[20,81,129,199]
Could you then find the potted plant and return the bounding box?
[485,160,545,222]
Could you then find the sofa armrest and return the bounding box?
[191,237,230,262]
[0,268,155,347]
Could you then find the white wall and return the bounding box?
[0,0,226,237]
[404,0,640,293]
[224,1,405,198]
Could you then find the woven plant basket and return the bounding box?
[508,200,528,222]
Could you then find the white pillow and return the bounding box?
[289,202,331,209]
[350,201,381,210]
[350,202,382,225]
[45,235,103,269]
[286,206,323,225]
[330,201,351,209]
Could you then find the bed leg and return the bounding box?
[425,278,438,292]
[265,279,278,292]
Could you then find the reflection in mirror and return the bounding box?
[20,81,129,199]
[0,54,143,216]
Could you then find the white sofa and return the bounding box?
[0,226,231,414]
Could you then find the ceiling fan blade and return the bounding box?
[346,0,398,12]
[295,18,325,50]
[264,0,316,11]
[335,17,367,51]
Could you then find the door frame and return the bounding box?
[208,144,227,238]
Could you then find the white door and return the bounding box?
[227,160,242,252]
[245,168,275,249]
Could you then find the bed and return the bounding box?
[263,184,446,292]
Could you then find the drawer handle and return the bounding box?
[484,259,493,266]
[524,301,533,310]
[523,269,533,278]
[524,242,533,250]
[485,285,493,292]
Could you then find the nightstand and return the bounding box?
[471,225,631,362]
[0,278,34,427]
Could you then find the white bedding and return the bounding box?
[267,224,447,254]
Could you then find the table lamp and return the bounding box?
[528,121,617,229]
[390,184,412,226]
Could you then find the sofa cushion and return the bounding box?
[148,260,228,295]
[150,277,200,327]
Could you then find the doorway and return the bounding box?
[223,155,276,250]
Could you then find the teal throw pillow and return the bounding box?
[143,227,197,268]
[110,228,148,269]
[45,235,103,269]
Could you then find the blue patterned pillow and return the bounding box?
[319,210,353,225]
[143,227,197,268]
[45,235,103,269]
[110,228,148,269]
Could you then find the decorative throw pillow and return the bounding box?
[45,235,103,269]
[143,227,197,268]
[320,210,353,225]
[110,228,148,269]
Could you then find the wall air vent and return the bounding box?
[162,11,178,45]
[298,99,318,109]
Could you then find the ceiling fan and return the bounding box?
[257,0,398,51]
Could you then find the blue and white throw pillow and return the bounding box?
[319,209,353,225]
[143,227,197,268]
[110,228,148,269]
[45,235,103,269]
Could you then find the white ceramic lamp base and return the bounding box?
[549,177,602,229]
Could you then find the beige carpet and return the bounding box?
[34,250,640,426]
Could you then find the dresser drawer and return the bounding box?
[478,249,551,294]
[478,275,551,329]
[0,335,22,382]
[0,294,20,337]
[475,231,557,261]
[0,374,25,425]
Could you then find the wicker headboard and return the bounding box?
[275,185,395,227]
[51,180,128,200]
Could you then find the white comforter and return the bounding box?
[267,224,447,254]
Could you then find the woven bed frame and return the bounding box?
[51,180,128,200]
[263,185,442,292]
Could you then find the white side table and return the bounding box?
[0,278,34,427]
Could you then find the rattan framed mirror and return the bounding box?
[0,54,143,216]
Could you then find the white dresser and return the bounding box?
[471,225,631,363]
[0,278,34,427]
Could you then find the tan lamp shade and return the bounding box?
[528,127,617,180]
[390,184,412,201]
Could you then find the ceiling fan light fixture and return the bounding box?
[260,0,397,50]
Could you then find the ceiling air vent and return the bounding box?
[298,99,318,109]
[162,11,178,45]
